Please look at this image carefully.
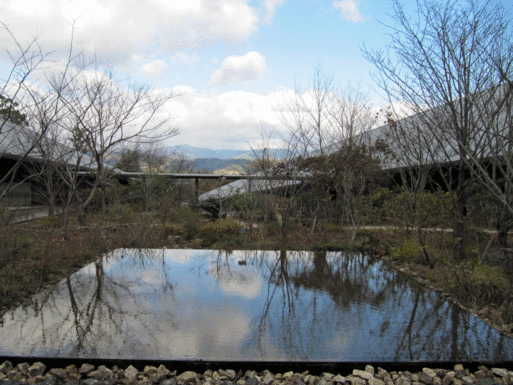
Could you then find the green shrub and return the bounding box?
[203,217,241,237]
[389,238,423,262]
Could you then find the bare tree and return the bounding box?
[280,69,386,239]
[0,22,51,206]
[363,0,513,258]
[137,142,171,212]
[59,63,180,217]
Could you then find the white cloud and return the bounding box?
[131,53,144,63]
[0,0,259,64]
[210,51,266,86]
[165,86,290,149]
[172,52,202,65]
[332,0,364,23]
[261,0,287,24]
[141,60,168,78]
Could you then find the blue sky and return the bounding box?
[1,0,511,150]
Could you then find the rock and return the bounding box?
[88,366,114,382]
[81,379,99,385]
[161,379,177,385]
[262,373,275,385]
[2,380,23,385]
[0,361,14,374]
[237,380,245,385]
[412,375,420,382]
[290,377,305,385]
[26,375,45,384]
[124,366,139,382]
[79,364,95,377]
[246,377,259,385]
[346,376,367,385]
[221,370,236,381]
[63,380,80,385]
[353,370,373,381]
[49,368,68,381]
[477,379,499,385]
[457,370,470,380]
[65,366,80,381]
[396,376,412,385]
[435,371,448,379]
[321,373,334,381]
[116,369,126,380]
[454,366,464,373]
[235,370,244,382]
[144,367,158,376]
[11,373,25,382]
[423,369,437,379]
[144,366,160,383]
[443,372,456,385]
[377,369,390,380]
[433,377,442,385]
[366,366,375,376]
[332,375,346,383]
[177,371,198,383]
[27,363,46,378]
[40,377,57,385]
[492,370,509,378]
[17,363,30,378]
[369,377,385,385]
[453,379,463,385]
[283,373,294,380]
[157,365,171,382]
[475,372,489,380]
[244,371,255,380]
[419,373,433,384]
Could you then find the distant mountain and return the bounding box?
[191,158,250,173]
[107,145,287,173]
[166,145,248,160]
[166,145,287,160]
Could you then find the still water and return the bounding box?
[1,249,512,361]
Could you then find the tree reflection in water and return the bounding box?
[0,249,512,361]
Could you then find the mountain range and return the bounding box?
[165,144,286,160]
[106,145,286,173]
[165,145,287,173]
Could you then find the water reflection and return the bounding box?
[0,249,512,361]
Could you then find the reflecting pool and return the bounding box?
[1,249,512,361]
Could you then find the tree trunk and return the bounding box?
[453,189,468,260]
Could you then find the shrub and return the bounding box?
[203,217,241,237]
[389,238,423,262]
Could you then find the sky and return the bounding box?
[0,0,512,151]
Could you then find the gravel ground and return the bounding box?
[0,362,512,385]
